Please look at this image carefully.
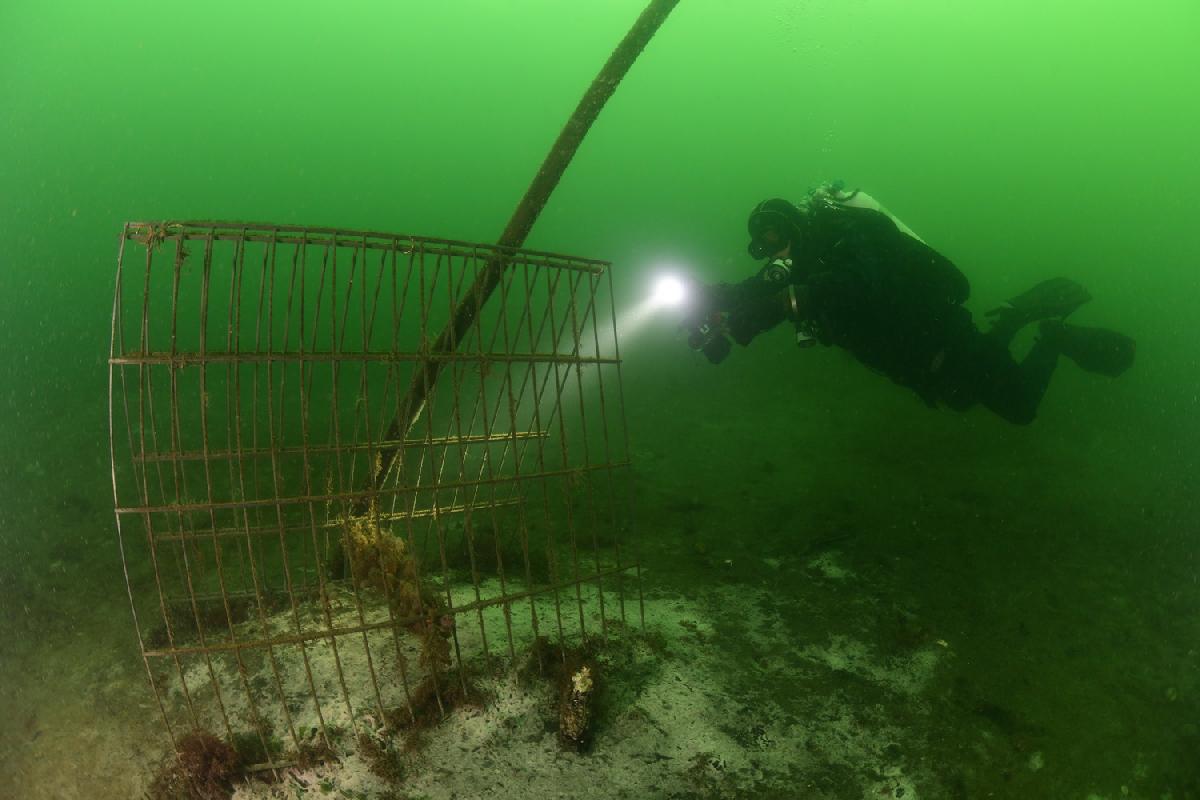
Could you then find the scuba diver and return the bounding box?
[683,183,1135,424]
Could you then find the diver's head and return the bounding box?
[747,198,805,260]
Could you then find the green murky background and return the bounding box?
[2,1,1198,797]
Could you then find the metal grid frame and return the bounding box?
[108,221,639,766]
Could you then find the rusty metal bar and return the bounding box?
[125,221,610,270]
[366,0,680,497]
[110,226,184,751]
[142,563,635,660]
[131,430,547,464]
[111,351,619,366]
[115,461,628,515]
[150,499,524,544]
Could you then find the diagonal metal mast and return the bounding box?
[364,0,680,503]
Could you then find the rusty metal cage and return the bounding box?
[108,221,639,765]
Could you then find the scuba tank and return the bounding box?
[812,181,926,243]
[810,180,970,307]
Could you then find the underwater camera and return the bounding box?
[685,311,733,363]
[647,274,732,363]
[648,274,733,363]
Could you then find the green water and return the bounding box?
[2,1,1198,798]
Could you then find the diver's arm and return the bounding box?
[700,261,797,345]
[723,265,869,348]
[702,262,866,347]
[702,269,786,313]
[725,290,790,345]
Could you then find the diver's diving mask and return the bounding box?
[747,219,788,259]
[746,198,805,259]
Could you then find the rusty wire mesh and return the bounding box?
[108,221,639,767]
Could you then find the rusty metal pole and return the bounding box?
[365,0,681,500]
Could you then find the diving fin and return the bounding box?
[1040,320,1136,378]
[987,277,1093,327]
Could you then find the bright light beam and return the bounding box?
[650,275,686,309]
[616,270,691,343]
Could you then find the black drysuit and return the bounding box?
[709,201,1058,425]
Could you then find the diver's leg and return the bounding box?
[975,331,1061,425]
[1039,320,1136,377]
[984,315,1029,350]
[933,327,1058,424]
[973,322,1134,423]
[948,317,1133,424]
[984,277,1093,348]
